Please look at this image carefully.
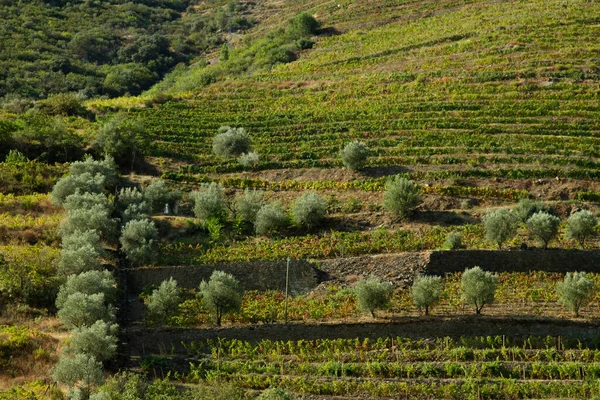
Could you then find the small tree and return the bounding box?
[120,219,158,266]
[192,183,228,224]
[354,276,393,318]
[145,277,181,324]
[287,12,320,38]
[52,353,104,399]
[234,189,264,224]
[257,388,292,400]
[527,211,560,249]
[444,232,463,250]
[143,180,181,215]
[565,210,597,249]
[340,141,369,171]
[411,275,442,316]
[461,266,497,315]
[483,208,518,249]
[255,203,288,236]
[212,127,251,158]
[51,173,105,207]
[94,114,148,170]
[514,198,547,223]
[238,151,260,167]
[69,156,119,188]
[57,245,104,277]
[56,270,117,309]
[556,272,596,317]
[67,320,118,362]
[60,204,116,239]
[64,191,111,213]
[292,191,327,230]
[198,271,242,326]
[57,292,116,329]
[383,176,421,219]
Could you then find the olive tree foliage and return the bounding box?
[58,245,104,277]
[565,210,597,249]
[526,211,561,249]
[198,270,242,326]
[69,156,119,188]
[255,203,288,236]
[119,219,158,266]
[556,272,596,317]
[145,277,181,324]
[212,126,251,158]
[234,189,264,224]
[382,176,421,219]
[51,173,105,207]
[444,232,463,250]
[461,266,498,315]
[60,204,117,239]
[64,191,111,213]
[292,191,327,230]
[238,151,260,167]
[57,292,116,329]
[117,187,149,223]
[483,208,519,249]
[340,141,369,171]
[66,320,118,362]
[94,115,149,170]
[56,270,117,309]
[191,183,228,224]
[52,353,104,398]
[257,388,292,400]
[143,180,181,214]
[354,276,393,318]
[411,275,443,316]
[514,198,548,223]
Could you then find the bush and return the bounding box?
[287,12,320,38]
[60,204,116,239]
[354,276,393,318]
[67,320,118,362]
[292,191,327,230]
[198,270,242,326]
[340,141,369,171]
[234,189,264,224]
[94,115,148,170]
[461,266,497,315]
[514,198,548,222]
[192,183,227,224]
[69,156,119,188]
[62,230,104,254]
[118,187,149,222]
[52,354,104,399]
[556,272,596,317]
[51,173,105,207]
[145,277,181,324]
[444,232,463,250]
[483,208,518,249]
[143,180,181,214]
[255,203,288,236]
[565,210,597,249]
[212,126,251,158]
[238,151,260,167]
[57,292,116,329]
[120,219,158,266]
[5,149,28,163]
[37,93,88,117]
[382,176,421,219]
[526,211,560,249]
[58,244,104,277]
[257,388,292,400]
[64,192,111,213]
[56,270,117,309]
[411,275,442,315]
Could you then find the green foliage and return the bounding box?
[341,141,369,171]
[63,192,111,213]
[292,191,327,230]
[220,44,230,62]
[51,173,105,207]
[36,93,88,118]
[52,353,104,397]
[143,180,181,214]
[234,189,264,224]
[57,292,116,329]
[69,156,119,188]
[514,198,548,222]
[60,204,116,240]
[198,270,242,326]
[556,272,596,317]
[483,208,518,249]
[411,275,442,315]
[287,12,320,38]
[212,127,251,158]
[103,63,158,97]
[444,232,463,250]
[145,277,181,324]
[383,176,421,219]
[94,115,149,171]
[565,210,597,249]
[56,270,117,310]
[526,211,560,249]
[117,187,149,223]
[67,320,118,362]
[238,151,260,167]
[120,219,159,266]
[192,183,227,224]
[354,276,392,317]
[57,245,102,278]
[461,266,498,315]
[4,150,28,163]
[255,203,288,237]
[257,388,292,400]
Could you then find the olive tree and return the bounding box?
[340,141,369,171]
[69,156,119,188]
[52,354,104,399]
[191,183,228,224]
[60,204,116,239]
[526,211,560,249]
[461,266,498,315]
[198,271,242,326]
[51,173,105,207]
[212,126,251,158]
[56,270,117,309]
[57,244,104,277]
[255,203,288,236]
[234,189,264,224]
[514,198,547,223]
[66,320,118,362]
[117,187,149,222]
[556,272,596,317]
[64,191,111,213]
[411,275,442,316]
[57,292,116,329]
[143,180,181,215]
[383,176,421,219]
[119,219,158,266]
[354,276,393,318]
[145,277,181,324]
[483,208,518,249]
[565,210,597,249]
[292,191,327,230]
[94,115,148,170]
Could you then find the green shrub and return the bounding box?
[67,320,118,362]
[292,191,327,230]
[340,141,369,171]
[556,272,596,317]
[234,189,264,224]
[120,219,158,266]
[52,353,104,399]
[60,204,116,239]
[192,183,227,224]
[444,232,463,250]
[94,115,148,170]
[5,149,28,163]
[56,270,117,309]
[198,270,242,326]
[212,127,251,158]
[287,12,320,38]
[51,173,105,207]
[354,276,393,318]
[57,292,116,329]
[565,210,597,249]
[526,211,560,249]
[255,203,288,236]
[238,151,260,167]
[69,156,119,188]
[257,388,292,400]
[57,247,103,277]
[143,179,181,215]
[411,275,442,315]
[514,198,548,222]
[145,277,181,324]
[382,176,421,219]
[483,208,518,249]
[64,192,111,213]
[461,266,497,315]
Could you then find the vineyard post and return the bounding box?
[285,257,290,323]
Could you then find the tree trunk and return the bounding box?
[424,306,429,316]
